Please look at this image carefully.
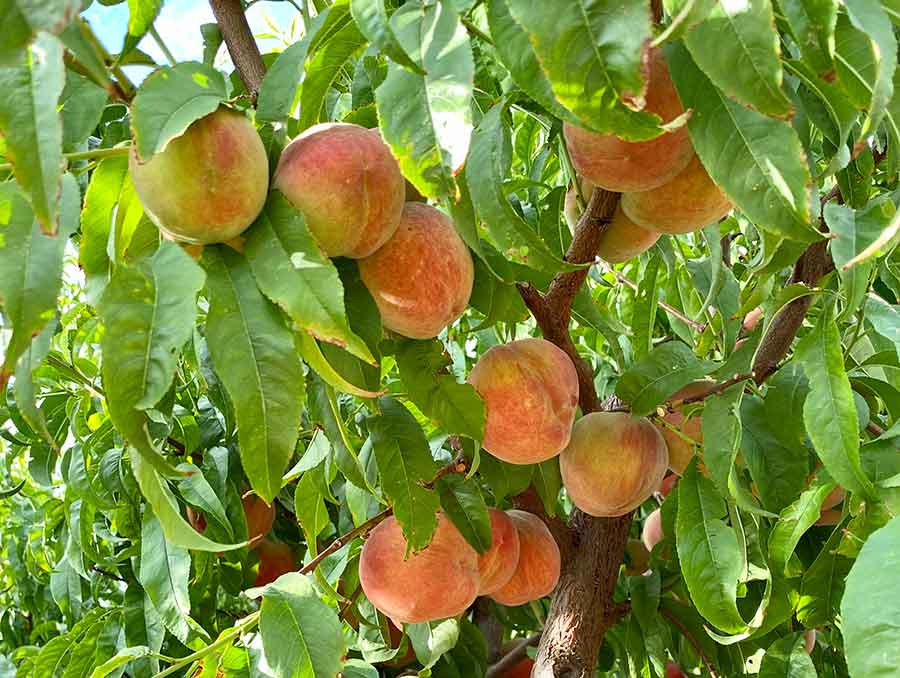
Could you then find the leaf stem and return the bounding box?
[153,611,261,678]
[0,145,131,173]
[149,25,178,67]
[602,265,707,332]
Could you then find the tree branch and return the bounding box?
[485,633,542,678]
[208,0,267,99]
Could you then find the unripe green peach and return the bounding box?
[358,203,474,339]
[467,338,579,465]
[477,509,521,595]
[491,510,561,607]
[563,49,693,192]
[560,412,668,517]
[564,180,660,263]
[642,507,664,552]
[621,155,732,235]
[274,122,405,258]
[359,513,479,624]
[129,107,268,244]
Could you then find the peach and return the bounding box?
[642,507,664,552]
[491,510,561,606]
[659,473,679,497]
[624,538,651,576]
[478,509,521,595]
[563,49,693,193]
[656,381,709,475]
[666,662,687,678]
[742,306,764,332]
[467,338,579,465]
[621,154,732,235]
[564,180,660,262]
[803,629,816,654]
[822,486,845,511]
[816,509,842,526]
[254,539,296,587]
[359,513,479,624]
[358,202,474,339]
[130,107,268,244]
[560,412,668,517]
[273,122,405,258]
[503,657,534,678]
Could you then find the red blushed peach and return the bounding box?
[659,473,679,497]
[273,122,405,258]
[502,657,534,678]
[491,510,561,607]
[816,509,843,526]
[130,107,268,244]
[656,381,710,475]
[621,154,732,235]
[467,338,579,465]
[358,202,474,339]
[822,486,845,511]
[254,539,296,587]
[359,513,479,624]
[642,507,664,552]
[478,509,521,595]
[563,49,694,193]
[564,180,660,263]
[561,412,668,517]
[666,662,687,678]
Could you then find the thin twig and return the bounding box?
[660,607,719,678]
[0,145,130,173]
[208,0,267,99]
[867,421,885,437]
[300,508,393,575]
[485,632,542,678]
[604,265,707,333]
[420,454,468,490]
[666,371,755,410]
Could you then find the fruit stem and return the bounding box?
[149,25,178,67]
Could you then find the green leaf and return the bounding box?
[244,192,373,363]
[375,1,474,199]
[466,103,578,273]
[615,342,716,416]
[632,253,661,360]
[299,0,366,130]
[0,32,64,233]
[504,0,661,139]
[407,618,460,670]
[825,198,898,271]
[203,246,305,503]
[393,339,485,441]
[676,463,747,634]
[477,454,533,501]
[131,62,228,161]
[657,0,717,42]
[758,633,817,678]
[768,481,834,575]
[795,307,877,499]
[259,573,346,678]
[124,0,162,52]
[89,646,153,678]
[684,0,792,118]
[532,457,562,518]
[436,474,492,555]
[865,293,900,347]
[367,396,440,552]
[0,175,77,385]
[0,0,79,65]
[60,70,108,152]
[296,332,382,398]
[294,472,329,543]
[485,0,575,122]
[351,0,424,74]
[256,16,321,122]
[131,451,246,552]
[778,0,838,74]
[138,511,207,644]
[702,384,744,498]
[797,513,851,626]
[842,515,900,677]
[667,43,816,243]
[177,462,233,540]
[306,372,368,490]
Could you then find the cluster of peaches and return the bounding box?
[130,114,473,341]
[563,48,732,262]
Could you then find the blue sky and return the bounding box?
[84,0,299,81]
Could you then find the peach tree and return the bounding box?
[1,0,900,676]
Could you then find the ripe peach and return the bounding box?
[274,122,405,258]
[491,510,561,607]
[467,338,579,465]
[642,508,664,552]
[822,486,845,511]
[502,657,534,678]
[624,538,651,576]
[666,662,687,678]
[560,412,668,517]
[359,513,479,624]
[656,381,709,475]
[358,202,474,339]
[659,473,679,497]
[563,49,693,193]
[130,107,268,244]
[816,509,842,526]
[621,154,732,235]
[564,180,660,262]
[254,539,296,587]
[742,306,764,332]
[478,509,521,595]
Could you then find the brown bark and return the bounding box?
[208,0,267,99]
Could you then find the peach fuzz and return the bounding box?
[560,412,668,517]
[273,122,405,258]
[563,49,693,193]
[467,338,579,465]
[359,513,479,624]
[564,180,660,263]
[478,509,521,595]
[130,107,269,244]
[358,202,474,339]
[491,510,561,607]
[254,539,296,587]
[642,507,664,552]
[621,154,732,235]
